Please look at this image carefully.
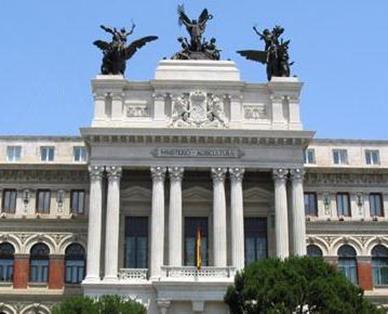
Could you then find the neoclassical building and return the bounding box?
[0,60,387,313]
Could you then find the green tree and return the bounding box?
[224,256,384,314]
[52,295,146,314]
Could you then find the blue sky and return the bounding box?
[0,1,387,139]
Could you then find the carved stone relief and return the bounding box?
[170,91,228,128]
[244,104,267,120]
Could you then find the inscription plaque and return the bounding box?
[152,148,243,158]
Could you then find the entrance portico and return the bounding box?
[81,60,313,314]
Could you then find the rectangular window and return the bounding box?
[40,146,55,162]
[184,217,208,267]
[333,149,348,165]
[65,260,85,284]
[6,146,21,162]
[0,260,13,282]
[73,146,87,162]
[244,218,268,265]
[70,190,85,214]
[125,217,148,269]
[30,260,49,282]
[304,149,316,164]
[336,193,351,217]
[370,193,384,217]
[365,150,380,165]
[304,192,318,216]
[2,189,17,214]
[36,190,51,213]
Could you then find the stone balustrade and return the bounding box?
[161,266,235,281]
[118,268,148,282]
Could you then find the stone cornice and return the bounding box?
[81,128,314,147]
[0,168,89,183]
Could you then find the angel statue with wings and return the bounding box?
[172,5,220,60]
[94,23,158,75]
[237,25,293,81]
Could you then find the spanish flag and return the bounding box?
[195,226,202,270]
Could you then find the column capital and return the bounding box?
[168,167,184,182]
[290,168,305,182]
[106,166,122,181]
[272,168,289,182]
[229,167,245,183]
[211,167,227,183]
[151,166,167,182]
[88,166,104,181]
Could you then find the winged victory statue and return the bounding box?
[237,25,293,81]
[172,5,221,60]
[94,22,158,75]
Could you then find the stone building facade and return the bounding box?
[0,60,387,313]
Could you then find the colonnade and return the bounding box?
[84,166,306,282]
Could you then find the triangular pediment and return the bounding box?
[121,186,152,202]
[182,186,212,203]
[244,187,273,203]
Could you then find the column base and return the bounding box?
[102,276,119,283]
[83,276,102,284]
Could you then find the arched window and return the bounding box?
[30,243,49,283]
[0,242,14,282]
[338,245,358,284]
[372,245,388,286]
[307,245,323,257]
[65,244,85,284]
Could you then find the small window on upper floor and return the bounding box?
[40,146,55,162]
[365,150,380,165]
[333,149,348,165]
[73,146,87,162]
[370,193,384,217]
[6,146,21,162]
[304,149,316,164]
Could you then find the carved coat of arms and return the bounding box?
[170,91,228,128]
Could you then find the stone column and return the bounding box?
[104,166,122,281]
[229,167,245,270]
[168,167,184,266]
[211,167,228,267]
[150,167,167,279]
[290,168,307,256]
[85,165,104,282]
[273,169,289,259]
[48,255,65,289]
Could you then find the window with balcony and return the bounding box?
[73,146,87,162]
[304,149,316,164]
[336,193,351,217]
[365,150,380,165]
[65,243,85,284]
[337,245,358,284]
[244,218,267,265]
[184,217,208,266]
[372,245,388,286]
[333,149,348,165]
[2,189,17,214]
[124,217,148,269]
[30,243,49,283]
[40,146,55,162]
[304,192,318,216]
[36,190,51,214]
[6,146,21,162]
[0,243,14,282]
[369,193,384,217]
[70,190,85,214]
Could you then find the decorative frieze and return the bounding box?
[0,170,88,184]
[126,104,149,117]
[244,105,267,120]
[305,173,388,186]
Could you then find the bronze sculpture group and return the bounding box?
[94,6,294,80]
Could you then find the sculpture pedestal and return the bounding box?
[154,60,241,82]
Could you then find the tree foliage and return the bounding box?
[224,256,384,314]
[52,295,146,314]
